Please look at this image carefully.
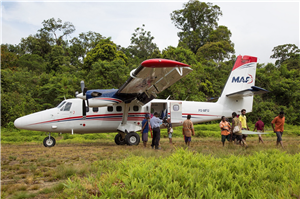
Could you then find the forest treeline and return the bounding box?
[1,0,300,127]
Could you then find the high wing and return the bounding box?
[116,59,193,104]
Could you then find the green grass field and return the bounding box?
[1,124,300,198]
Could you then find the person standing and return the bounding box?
[182,114,195,146]
[220,116,231,146]
[271,111,285,148]
[141,114,150,148]
[150,112,162,150]
[239,109,250,141]
[253,116,264,144]
[232,112,248,148]
[165,118,173,144]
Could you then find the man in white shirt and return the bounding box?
[150,112,162,149]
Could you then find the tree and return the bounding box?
[19,32,53,59]
[159,46,205,101]
[16,54,47,74]
[196,40,235,63]
[46,45,70,73]
[83,38,127,70]
[270,44,300,67]
[171,0,222,54]
[85,59,129,90]
[69,31,105,67]
[39,18,75,46]
[1,45,19,70]
[196,25,235,63]
[127,24,159,60]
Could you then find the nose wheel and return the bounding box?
[43,135,56,147]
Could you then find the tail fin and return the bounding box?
[217,55,258,114]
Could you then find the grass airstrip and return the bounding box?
[1,124,300,198]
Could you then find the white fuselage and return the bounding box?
[14,97,240,134]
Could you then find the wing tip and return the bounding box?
[141,59,190,68]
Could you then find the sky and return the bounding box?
[1,0,299,64]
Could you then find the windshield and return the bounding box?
[57,101,66,108]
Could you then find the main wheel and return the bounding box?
[125,132,140,146]
[43,136,56,147]
[115,134,126,145]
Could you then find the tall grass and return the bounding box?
[63,148,300,198]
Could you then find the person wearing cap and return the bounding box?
[141,114,150,148]
[150,112,163,149]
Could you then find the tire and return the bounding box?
[43,136,56,147]
[115,134,126,145]
[125,132,140,146]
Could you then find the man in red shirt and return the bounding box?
[253,116,264,144]
[271,111,285,148]
[220,116,231,146]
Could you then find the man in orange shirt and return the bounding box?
[182,114,195,146]
[220,116,231,146]
[271,111,285,148]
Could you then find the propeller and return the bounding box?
[80,80,86,95]
[79,80,88,119]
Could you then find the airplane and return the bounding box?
[14,56,268,147]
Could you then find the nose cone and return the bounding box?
[14,116,28,129]
[14,109,50,130]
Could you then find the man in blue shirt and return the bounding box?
[141,114,150,148]
[150,112,162,149]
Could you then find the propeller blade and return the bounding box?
[82,100,86,119]
[83,87,88,96]
[80,80,85,95]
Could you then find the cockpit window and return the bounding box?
[57,101,66,108]
[60,102,72,111]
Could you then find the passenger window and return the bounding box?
[93,107,99,112]
[86,107,89,113]
[173,105,179,111]
[133,106,139,111]
[116,106,122,112]
[107,106,113,112]
[62,102,72,111]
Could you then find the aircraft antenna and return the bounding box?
[184,96,189,101]
[166,95,171,100]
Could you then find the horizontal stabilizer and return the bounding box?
[226,86,269,98]
[242,130,269,135]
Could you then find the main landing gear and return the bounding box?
[43,133,56,147]
[114,132,140,146]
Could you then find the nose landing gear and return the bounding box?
[43,133,56,147]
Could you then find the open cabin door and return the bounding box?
[150,102,168,119]
[170,102,182,123]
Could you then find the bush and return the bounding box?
[62,148,300,198]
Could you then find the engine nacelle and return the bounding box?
[88,97,123,107]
